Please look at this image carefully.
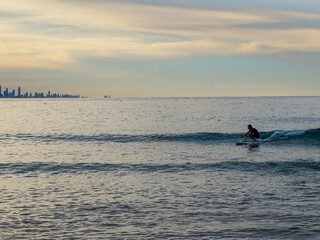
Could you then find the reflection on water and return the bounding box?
[0,97,319,239]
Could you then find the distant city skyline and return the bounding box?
[0,85,81,98]
[0,0,320,97]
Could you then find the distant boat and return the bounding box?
[104,95,111,98]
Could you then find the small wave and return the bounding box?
[0,132,239,144]
[261,129,320,145]
[263,130,305,141]
[0,128,319,145]
[0,160,319,175]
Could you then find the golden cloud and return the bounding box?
[0,0,320,68]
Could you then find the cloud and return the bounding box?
[0,0,320,69]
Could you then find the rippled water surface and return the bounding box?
[0,97,319,239]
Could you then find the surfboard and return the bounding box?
[236,140,261,146]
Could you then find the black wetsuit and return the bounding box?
[251,128,260,138]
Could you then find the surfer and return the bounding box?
[244,124,260,141]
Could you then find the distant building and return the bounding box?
[4,88,8,98]
[0,84,82,99]
[18,87,21,98]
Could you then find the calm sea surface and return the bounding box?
[0,97,319,239]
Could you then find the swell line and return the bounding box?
[0,132,240,143]
[0,160,319,175]
[0,128,319,145]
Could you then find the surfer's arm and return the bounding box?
[244,130,250,138]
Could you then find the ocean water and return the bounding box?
[0,97,319,239]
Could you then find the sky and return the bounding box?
[0,0,320,97]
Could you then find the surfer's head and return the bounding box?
[247,124,253,130]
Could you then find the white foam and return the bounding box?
[263,130,305,142]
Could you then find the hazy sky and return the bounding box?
[0,0,320,97]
